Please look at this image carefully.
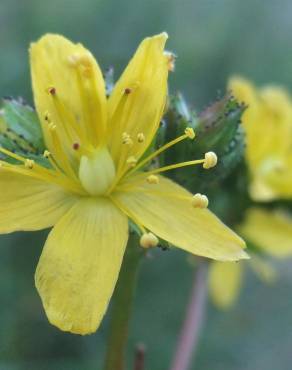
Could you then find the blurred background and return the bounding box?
[1,0,292,369]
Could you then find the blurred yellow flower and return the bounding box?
[208,77,292,309]
[208,208,292,309]
[229,76,292,201]
[0,34,247,334]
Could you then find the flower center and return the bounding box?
[78,147,116,196]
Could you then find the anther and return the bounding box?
[203,151,218,169]
[137,133,145,143]
[126,156,137,167]
[72,142,80,150]
[43,150,51,158]
[124,87,132,95]
[191,193,209,208]
[47,87,56,96]
[25,159,34,169]
[184,127,195,139]
[122,132,133,146]
[164,51,176,72]
[140,232,159,249]
[146,174,159,184]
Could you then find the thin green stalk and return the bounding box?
[104,234,143,370]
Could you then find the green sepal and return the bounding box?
[0,97,50,166]
[161,92,246,191]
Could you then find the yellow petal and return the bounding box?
[238,207,292,258]
[107,33,169,175]
[0,170,75,233]
[35,198,128,335]
[208,261,243,309]
[30,34,107,161]
[113,173,247,261]
[248,253,277,283]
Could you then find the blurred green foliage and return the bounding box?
[1,0,292,369]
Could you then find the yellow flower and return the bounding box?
[0,34,247,335]
[228,76,292,201]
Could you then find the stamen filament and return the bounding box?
[144,159,205,176]
[0,147,84,194]
[129,133,189,174]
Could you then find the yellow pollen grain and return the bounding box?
[137,133,145,143]
[25,159,35,169]
[184,127,195,139]
[146,174,159,184]
[191,193,209,208]
[126,156,137,167]
[203,151,218,169]
[140,232,159,248]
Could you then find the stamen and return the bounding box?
[24,159,34,169]
[137,133,145,143]
[43,150,50,158]
[203,151,218,169]
[145,158,205,176]
[191,193,209,208]
[140,233,159,249]
[184,127,195,139]
[146,174,159,184]
[126,156,137,167]
[130,128,195,174]
[164,51,176,72]
[122,132,133,146]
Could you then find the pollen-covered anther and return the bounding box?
[25,159,35,169]
[126,156,137,168]
[46,87,56,96]
[164,51,176,72]
[184,127,195,139]
[146,174,159,184]
[203,151,218,169]
[43,150,51,158]
[191,193,209,208]
[140,232,159,249]
[137,133,145,143]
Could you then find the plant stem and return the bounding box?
[170,259,208,370]
[104,234,143,370]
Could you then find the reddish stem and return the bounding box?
[170,260,208,370]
